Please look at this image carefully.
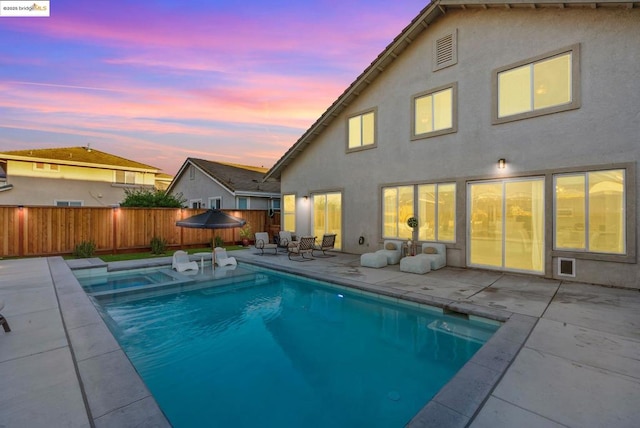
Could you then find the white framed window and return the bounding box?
[237,197,248,210]
[493,44,580,124]
[55,200,82,207]
[282,194,295,231]
[554,169,625,255]
[114,170,136,185]
[208,197,222,209]
[412,83,457,140]
[347,108,376,152]
[190,199,202,209]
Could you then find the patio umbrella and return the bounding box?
[176,209,246,229]
[176,209,246,271]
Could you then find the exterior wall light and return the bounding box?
[498,158,506,169]
[303,195,308,201]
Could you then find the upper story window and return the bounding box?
[412,83,457,140]
[270,198,281,211]
[189,165,195,180]
[237,197,248,210]
[493,44,580,124]
[33,162,59,172]
[347,109,376,152]
[114,170,136,185]
[554,168,626,255]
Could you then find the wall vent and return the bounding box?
[433,30,457,71]
[558,257,576,277]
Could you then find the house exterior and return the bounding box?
[0,146,166,207]
[168,158,281,211]
[264,0,640,289]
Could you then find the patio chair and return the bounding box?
[0,299,10,333]
[172,250,199,272]
[415,242,447,270]
[287,236,316,261]
[255,232,278,255]
[214,247,237,267]
[312,233,336,257]
[278,231,294,252]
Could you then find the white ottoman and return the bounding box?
[360,252,388,268]
[400,256,431,274]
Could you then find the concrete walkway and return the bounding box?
[0,250,638,427]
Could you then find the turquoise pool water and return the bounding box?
[95,266,499,427]
[76,268,178,294]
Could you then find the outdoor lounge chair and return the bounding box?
[287,236,316,261]
[214,247,237,267]
[172,250,199,272]
[415,242,447,270]
[0,299,10,333]
[312,233,336,257]
[375,240,403,265]
[255,232,278,255]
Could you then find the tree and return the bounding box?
[119,188,186,208]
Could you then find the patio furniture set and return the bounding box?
[255,231,337,261]
[360,241,446,274]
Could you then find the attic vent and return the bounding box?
[558,258,576,278]
[433,30,457,71]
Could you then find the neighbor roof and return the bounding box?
[169,158,280,195]
[263,0,638,181]
[0,146,159,171]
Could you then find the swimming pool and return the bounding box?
[92,264,499,427]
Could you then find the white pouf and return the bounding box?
[360,252,388,268]
[400,256,431,274]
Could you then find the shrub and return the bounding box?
[213,236,224,248]
[73,240,96,258]
[150,236,167,255]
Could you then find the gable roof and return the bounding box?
[0,146,159,172]
[263,0,638,181]
[168,158,281,195]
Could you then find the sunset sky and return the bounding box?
[0,0,427,174]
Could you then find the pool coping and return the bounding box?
[58,256,537,428]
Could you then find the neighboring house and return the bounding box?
[154,173,174,191]
[264,0,639,289]
[168,158,281,211]
[0,146,167,206]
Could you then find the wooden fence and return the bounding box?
[0,206,281,258]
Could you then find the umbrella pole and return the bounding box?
[212,248,216,272]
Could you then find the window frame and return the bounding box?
[282,194,296,232]
[114,170,136,185]
[553,168,626,255]
[208,197,221,209]
[55,200,83,207]
[411,82,458,140]
[237,197,249,210]
[382,182,457,243]
[346,107,377,153]
[492,44,581,124]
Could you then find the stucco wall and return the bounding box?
[280,8,640,288]
[0,175,131,206]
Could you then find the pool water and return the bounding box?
[76,268,179,295]
[96,267,499,427]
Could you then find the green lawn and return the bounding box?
[63,245,246,262]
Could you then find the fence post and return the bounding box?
[18,205,24,257]
[112,206,118,254]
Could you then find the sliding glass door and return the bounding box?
[468,178,544,273]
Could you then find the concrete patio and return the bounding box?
[0,249,638,427]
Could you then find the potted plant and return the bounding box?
[239,223,252,247]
